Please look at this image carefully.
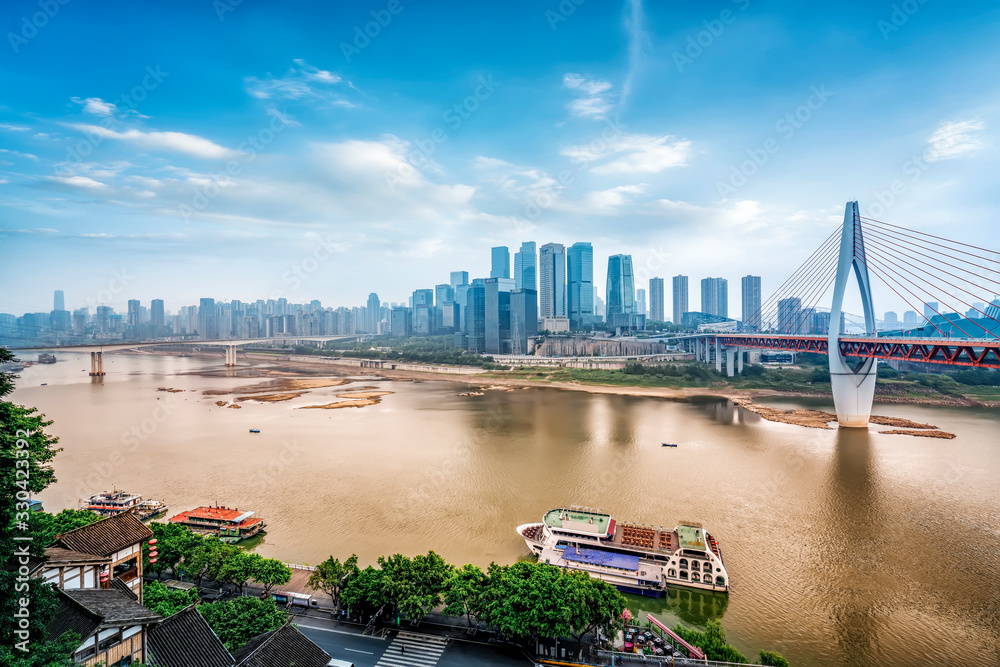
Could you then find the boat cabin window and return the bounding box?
[679,558,687,567]
[679,570,688,579]
[716,576,726,585]
[691,573,700,581]
[668,569,676,577]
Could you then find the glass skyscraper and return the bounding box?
[672,275,688,324]
[539,243,567,318]
[741,275,761,331]
[606,254,636,317]
[490,246,510,279]
[567,242,593,330]
[649,277,664,322]
[513,242,536,291]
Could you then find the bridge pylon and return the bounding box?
[829,201,877,427]
[89,351,105,376]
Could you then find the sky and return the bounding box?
[1,0,999,318]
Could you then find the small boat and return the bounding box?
[249,428,260,434]
[661,443,678,447]
[40,383,47,386]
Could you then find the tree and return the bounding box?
[248,554,291,596]
[379,551,453,621]
[442,563,487,628]
[341,566,388,618]
[183,537,235,586]
[215,549,255,596]
[32,509,103,546]
[563,571,626,660]
[307,554,359,610]
[144,521,204,579]
[144,580,198,617]
[672,620,749,663]
[759,650,790,667]
[478,561,572,641]
[0,349,76,663]
[198,597,287,653]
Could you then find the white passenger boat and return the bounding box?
[517,506,729,596]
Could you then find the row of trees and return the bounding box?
[144,522,292,596]
[306,551,626,661]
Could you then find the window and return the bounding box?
[691,573,700,581]
[690,561,700,570]
[668,569,676,577]
[679,558,687,567]
[716,576,726,586]
[679,570,688,579]
[98,630,122,651]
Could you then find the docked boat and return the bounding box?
[517,507,729,596]
[83,489,168,520]
[169,504,266,543]
[661,443,677,447]
[249,428,260,433]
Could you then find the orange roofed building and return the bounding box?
[168,505,266,543]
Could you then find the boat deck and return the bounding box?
[606,523,678,554]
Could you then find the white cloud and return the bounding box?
[48,175,107,188]
[245,59,348,105]
[621,0,649,107]
[0,123,30,131]
[69,124,238,159]
[71,96,118,116]
[563,73,614,119]
[926,119,986,162]
[582,184,646,212]
[0,179,8,184]
[0,148,38,160]
[561,133,692,173]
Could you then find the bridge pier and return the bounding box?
[224,345,237,366]
[715,338,722,373]
[725,347,736,377]
[89,351,105,376]
[737,347,744,374]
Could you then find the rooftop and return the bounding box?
[49,588,161,641]
[55,511,153,556]
[170,506,258,524]
[543,508,611,536]
[677,524,708,552]
[233,623,331,667]
[148,606,235,667]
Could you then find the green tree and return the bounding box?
[672,620,749,663]
[0,349,77,663]
[248,554,291,596]
[563,571,626,660]
[379,551,453,621]
[478,561,572,641]
[215,549,255,596]
[32,509,103,546]
[307,554,359,611]
[442,563,487,628]
[760,650,790,667]
[143,580,199,617]
[198,597,287,653]
[341,566,388,617]
[144,521,204,579]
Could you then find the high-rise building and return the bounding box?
[390,307,412,338]
[53,290,65,312]
[883,311,898,324]
[649,278,664,322]
[484,278,514,354]
[366,293,381,333]
[923,302,939,322]
[151,299,165,329]
[198,298,217,339]
[127,299,141,327]
[509,289,538,355]
[594,295,605,322]
[777,297,803,334]
[967,302,986,319]
[450,271,469,289]
[606,254,636,317]
[636,288,647,316]
[514,242,537,292]
[672,275,688,325]
[465,279,487,352]
[811,310,831,335]
[567,242,593,330]
[903,310,919,325]
[741,275,762,331]
[491,246,510,279]
[539,243,567,319]
[700,278,728,318]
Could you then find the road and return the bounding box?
[296,621,533,667]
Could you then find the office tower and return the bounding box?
[741,275,762,330]
[366,293,381,333]
[539,243,567,318]
[777,297,802,334]
[435,284,454,306]
[985,298,1000,320]
[491,246,510,279]
[198,298,217,339]
[649,278,665,322]
[127,299,141,327]
[412,289,434,307]
[883,311,898,324]
[465,280,487,352]
[594,295,605,321]
[968,302,986,319]
[485,278,513,354]
[606,254,636,317]
[53,290,65,312]
[567,242,593,330]
[636,289,647,316]
[672,275,688,325]
[810,310,830,335]
[700,277,728,318]
[903,310,919,325]
[450,271,469,289]
[509,289,538,355]
[390,307,412,338]
[151,299,165,329]
[923,302,939,321]
[514,242,537,291]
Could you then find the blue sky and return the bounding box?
[1,0,998,316]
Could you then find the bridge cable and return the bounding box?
[861,226,1000,289]
[860,216,1000,258]
[860,217,1000,267]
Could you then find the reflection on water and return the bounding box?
[11,354,1000,667]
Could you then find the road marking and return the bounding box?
[375,633,448,667]
[296,624,387,640]
[345,647,374,654]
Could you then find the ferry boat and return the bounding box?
[517,507,729,596]
[169,504,266,543]
[83,489,168,520]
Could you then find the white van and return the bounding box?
[326,659,355,667]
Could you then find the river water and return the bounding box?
[11,353,1000,666]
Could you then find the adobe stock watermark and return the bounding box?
[672,0,751,73]
[82,268,134,311]
[384,74,500,192]
[268,234,347,301]
[13,429,36,653]
[55,65,169,177]
[7,0,71,54]
[716,85,833,198]
[877,0,929,40]
[179,110,296,222]
[864,146,939,218]
[545,0,587,31]
[340,0,411,63]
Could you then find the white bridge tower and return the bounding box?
[828,201,877,427]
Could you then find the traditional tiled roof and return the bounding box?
[48,588,161,641]
[148,606,235,667]
[55,511,153,556]
[110,577,138,601]
[233,623,330,667]
[43,546,110,565]
[48,591,103,642]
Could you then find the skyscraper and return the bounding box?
[923,301,939,322]
[672,275,688,325]
[741,275,762,331]
[53,290,65,312]
[903,310,919,325]
[484,278,513,354]
[649,277,664,322]
[127,299,141,327]
[777,297,803,333]
[490,246,510,279]
[539,243,567,318]
[465,279,486,351]
[509,289,538,355]
[151,299,165,329]
[700,278,728,318]
[366,293,381,333]
[636,288,647,316]
[514,242,537,291]
[450,271,469,289]
[567,242,593,330]
[606,254,636,317]
[198,298,217,339]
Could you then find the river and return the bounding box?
[11,352,1000,666]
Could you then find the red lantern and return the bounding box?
[148,539,158,546]
[149,558,158,564]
